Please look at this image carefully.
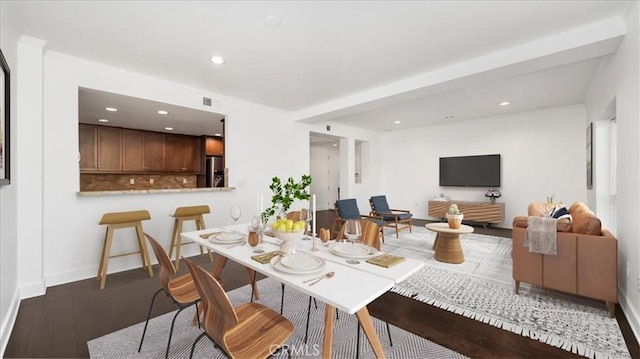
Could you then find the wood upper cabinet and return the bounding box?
[122,129,144,171]
[143,132,165,171]
[205,136,224,156]
[164,134,203,173]
[122,129,165,172]
[79,125,97,170]
[80,124,203,174]
[96,126,122,171]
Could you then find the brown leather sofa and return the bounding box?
[512,202,618,317]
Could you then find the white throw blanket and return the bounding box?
[524,216,558,255]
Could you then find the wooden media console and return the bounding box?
[428,200,505,226]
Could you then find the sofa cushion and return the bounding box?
[567,201,601,235]
[513,215,572,232]
[528,202,558,217]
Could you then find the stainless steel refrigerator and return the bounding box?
[205,156,224,187]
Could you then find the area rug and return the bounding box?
[87,276,467,359]
[381,226,631,359]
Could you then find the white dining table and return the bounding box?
[183,228,406,359]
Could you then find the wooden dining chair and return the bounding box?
[183,257,294,359]
[138,233,201,359]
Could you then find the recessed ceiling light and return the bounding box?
[210,56,225,65]
[500,101,510,106]
[105,107,118,112]
[164,127,174,131]
[97,118,109,123]
[157,110,169,115]
[214,133,222,137]
[394,120,401,124]
[332,144,338,147]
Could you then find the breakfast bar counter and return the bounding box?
[77,187,236,196]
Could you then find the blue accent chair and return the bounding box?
[369,195,413,238]
[333,198,385,242]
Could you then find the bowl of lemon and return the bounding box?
[271,218,306,253]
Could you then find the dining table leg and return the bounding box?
[212,255,259,300]
[322,304,335,359]
[355,306,386,359]
[246,267,260,300]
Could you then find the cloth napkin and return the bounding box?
[251,250,284,264]
[366,254,406,268]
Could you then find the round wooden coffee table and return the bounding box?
[425,223,474,264]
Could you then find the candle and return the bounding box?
[312,194,317,238]
[260,193,263,214]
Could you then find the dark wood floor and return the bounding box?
[5,210,639,358]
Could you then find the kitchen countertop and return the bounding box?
[77,187,236,196]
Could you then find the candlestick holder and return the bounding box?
[310,232,319,252]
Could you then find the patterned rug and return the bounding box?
[87,276,467,359]
[382,226,631,359]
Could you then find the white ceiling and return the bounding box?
[78,88,225,136]
[6,1,633,132]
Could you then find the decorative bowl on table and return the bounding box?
[272,229,305,254]
[271,218,306,253]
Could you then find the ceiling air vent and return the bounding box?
[203,97,212,106]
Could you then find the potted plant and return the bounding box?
[261,175,312,222]
[446,204,463,229]
[485,188,502,203]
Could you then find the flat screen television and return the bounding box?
[439,154,501,187]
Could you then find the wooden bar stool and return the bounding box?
[97,210,154,289]
[168,205,214,270]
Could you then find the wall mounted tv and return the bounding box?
[439,154,501,187]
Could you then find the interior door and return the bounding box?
[327,148,340,209]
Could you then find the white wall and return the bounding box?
[380,106,587,227]
[585,1,640,342]
[0,3,21,355]
[36,51,308,288]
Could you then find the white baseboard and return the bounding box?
[619,291,640,344]
[18,281,46,300]
[0,289,21,358]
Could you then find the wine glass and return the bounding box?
[230,206,241,232]
[343,219,362,265]
[299,208,311,240]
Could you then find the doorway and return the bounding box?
[309,133,341,210]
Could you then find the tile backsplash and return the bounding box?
[80,174,198,191]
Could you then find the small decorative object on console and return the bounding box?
[446,204,463,229]
[485,188,501,203]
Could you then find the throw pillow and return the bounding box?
[552,207,569,219]
[544,206,559,218]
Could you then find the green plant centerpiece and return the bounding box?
[446,203,463,229]
[261,175,312,223]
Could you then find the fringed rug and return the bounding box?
[381,226,631,359]
[87,276,467,359]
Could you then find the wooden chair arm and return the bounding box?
[361,214,384,221]
[389,209,411,214]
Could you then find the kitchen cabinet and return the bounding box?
[205,136,224,156]
[164,134,203,173]
[122,129,165,172]
[96,126,123,171]
[80,124,203,174]
[79,125,97,170]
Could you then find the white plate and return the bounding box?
[280,253,324,271]
[330,243,378,259]
[209,232,245,244]
[270,255,325,275]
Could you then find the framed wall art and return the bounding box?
[586,122,593,189]
[0,49,9,185]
